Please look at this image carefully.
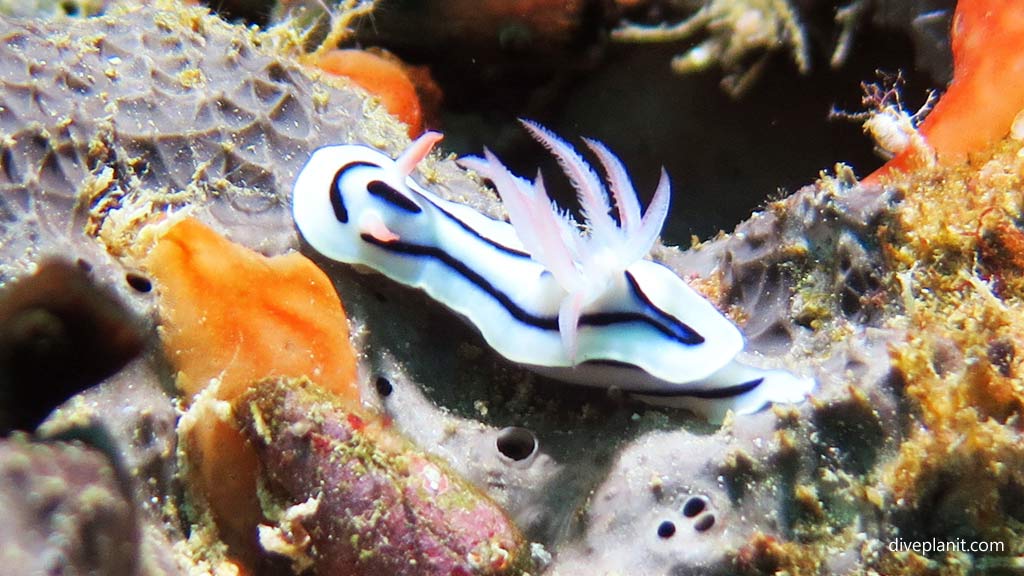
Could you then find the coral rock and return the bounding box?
[0,436,139,575]
[144,217,359,554]
[0,259,145,432]
[236,377,528,576]
[547,430,748,576]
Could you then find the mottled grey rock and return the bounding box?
[546,430,751,575]
[40,356,180,527]
[364,354,563,533]
[0,435,139,575]
[0,4,913,575]
[0,2,474,295]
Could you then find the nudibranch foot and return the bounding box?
[632,360,816,423]
[291,122,815,422]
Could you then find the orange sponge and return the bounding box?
[146,218,358,404]
[316,48,427,138]
[144,217,358,554]
[871,0,1024,180]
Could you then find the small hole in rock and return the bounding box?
[76,259,92,272]
[375,376,393,397]
[694,514,716,532]
[989,339,1015,377]
[126,273,152,293]
[495,426,537,462]
[657,521,676,538]
[682,496,707,518]
[136,413,157,448]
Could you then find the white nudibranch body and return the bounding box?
[292,121,814,421]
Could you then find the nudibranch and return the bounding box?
[292,121,814,421]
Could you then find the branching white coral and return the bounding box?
[612,0,809,96]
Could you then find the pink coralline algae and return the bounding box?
[235,377,528,576]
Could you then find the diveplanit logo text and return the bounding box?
[888,538,1005,554]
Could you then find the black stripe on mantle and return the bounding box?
[359,233,704,346]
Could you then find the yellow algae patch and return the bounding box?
[879,134,1024,556]
[143,217,358,557]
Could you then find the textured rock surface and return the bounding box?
[0,1,485,305]
[368,361,564,534]
[550,430,754,575]
[0,3,893,572]
[0,2,1004,576]
[0,435,139,575]
[0,258,146,431]
[40,356,180,530]
[236,377,528,576]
